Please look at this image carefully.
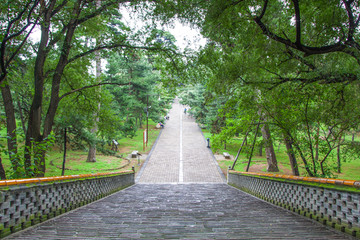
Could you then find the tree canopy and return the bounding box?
[169,0,360,177]
[1,0,360,179]
[0,0,178,179]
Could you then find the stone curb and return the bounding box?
[0,170,133,187]
[229,170,360,188]
[135,128,164,183]
[198,125,226,183]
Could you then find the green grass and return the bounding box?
[116,121,159,154]
[338,159,360,180]
[205,130,360,181]
[2,120,359,181]
[44,152,125,176]
[1,120,161,178]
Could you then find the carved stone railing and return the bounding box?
[0,171,134,238]
[228,171,360,239]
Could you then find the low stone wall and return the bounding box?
[0,171,134,238]
[228,171,360,239]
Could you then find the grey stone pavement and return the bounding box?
[136,98,225,183]
[5,99,353,239]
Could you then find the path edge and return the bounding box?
[226,184,353,239]
[135,128,164,183]
[3,184,136,239]
[198,124,227,183]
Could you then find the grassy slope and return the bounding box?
[1,121,359,180]
[203,130,360,181]
[1,121,161,178]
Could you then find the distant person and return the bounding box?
[112,139,119,151]
[184,108,187,114]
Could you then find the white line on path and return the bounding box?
[179,106,183,182]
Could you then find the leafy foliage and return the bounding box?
[0,0,179,178]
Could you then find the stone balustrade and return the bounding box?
[228,171,360,239]
[0,171,134,238]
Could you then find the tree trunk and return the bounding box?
[1,83,19,172]
[87,15,101,162]
[0,157,6,180]
[62,128,67,176]
[139,113,143,128]
[17,100,27,135]
[315,124,320,161]
[29,0,81,176]
[87,143,97,162]
[25,1,55,177]
[261,123,279,172]
[337,134,342,173]
[87,100,99,162]
[231,127,250,170]
[87,106,100,163]
[86,109,100,163]
[337,144,341,173]
[246,120,261,172]
[291,139,315,177]
[284,134,299,176]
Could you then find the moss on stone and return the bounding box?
[1,228,12,238]
[11,225,22,233]
[22,221,32,229]
[40,215,48,222]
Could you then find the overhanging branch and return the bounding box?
[253,1,354,58]
[67,43,179,63]
[254,16,347,56]
[59,82,131,101]
[245,72,358,90]
[285,47,316,70]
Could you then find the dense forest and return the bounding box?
[1,0,360,179]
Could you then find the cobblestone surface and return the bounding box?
[6,184,352,239]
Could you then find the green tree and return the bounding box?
[1,0,181,178]
[105,51,171,132]
[0,0,41,84]
[172,0,360,177]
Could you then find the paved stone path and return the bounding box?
[5,99,354,239]
[137,98,225,183]
[6,184,352,239]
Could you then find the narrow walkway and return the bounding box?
[137,98,224,183]
[5,99,353,239]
